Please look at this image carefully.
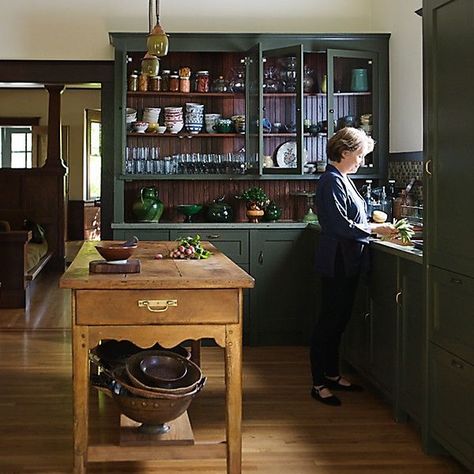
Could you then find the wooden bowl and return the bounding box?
[95,244,137,262]
[139,354,187,386]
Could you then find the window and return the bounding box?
[85,109,101,200]
[1,126,33,168]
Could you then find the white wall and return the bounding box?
[371,0,423,152]
[0,0,423,154]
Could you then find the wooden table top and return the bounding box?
[60,241,255,290]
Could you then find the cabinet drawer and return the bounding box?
[429,267,474,364]
[430,343,474,466]
[114,230,170,241]
[76,289,238,325]
[170,229,248,264]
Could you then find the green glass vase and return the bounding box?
[132,186,164,222]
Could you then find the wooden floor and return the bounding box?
[0,270,468,473]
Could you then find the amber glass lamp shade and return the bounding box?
[141,53,160,76]
[147,23,169,57]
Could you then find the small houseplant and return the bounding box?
[237,187,270,223]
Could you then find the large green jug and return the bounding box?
[132,187,164,222]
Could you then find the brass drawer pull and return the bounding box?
[207,234,220,239]
[138,299,178,313]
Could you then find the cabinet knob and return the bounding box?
[258,251,264,265]
[207,234,220,239]
[425,159,432,176]
[329,109,334,114]
[395,291,402,304]
[450,277,463,285]
[364,312,370,320]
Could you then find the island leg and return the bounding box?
[225,322,242,474]
[72,324,90,474]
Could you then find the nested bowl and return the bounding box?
[139,353,188,385]
[95,244,137,262]
[110,377,205,428]
[126,350,203,393]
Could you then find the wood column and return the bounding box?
[44,84,67,170]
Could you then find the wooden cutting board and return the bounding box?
[89,259,141,274]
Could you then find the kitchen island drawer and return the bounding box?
[428,266,474,364]
[170,229,249,264]
[75,289,239,325]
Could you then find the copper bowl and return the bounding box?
[95,244,137,262]
[110,377,205,434]
[126,350,202,393]
[139,354,188,386]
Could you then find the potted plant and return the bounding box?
[237,187,270,223]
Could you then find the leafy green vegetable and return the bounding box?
[393,218,415,244]
[169,234,212,260]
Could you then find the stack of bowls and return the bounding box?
[231,114,246,134]
[164,107,184,134]
[126,108,137,132]
[185,103,204,134]
[93,348,205,435]
[204,113,221,134]
[143,107,161,125]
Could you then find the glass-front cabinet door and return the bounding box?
[328,49,377,173]
[260,45,304,175]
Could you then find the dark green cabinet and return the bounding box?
[398,258,424,423]
[249,228,315,346]
[424,0,474,469]
[368,249,398,399]
[113,229,170,241]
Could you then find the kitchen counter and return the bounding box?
[112,221,308,230]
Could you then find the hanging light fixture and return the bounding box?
[141,0,167,76]
[147,0,169,58]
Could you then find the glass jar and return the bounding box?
[149,75,161,92]
[128,71,138,91]
[196,71,209,93]
[138,73,148,92]
[212,75,228,93]
[169,74,179,92]
[161,70,170,92]
[179,76,190,93]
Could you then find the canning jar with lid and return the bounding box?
[149,75,161,92]
[128,71,138,91]
[169,74,179,92]
[196,71,209,93]
[161,70,171,92]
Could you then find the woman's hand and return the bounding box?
[371,222,398,237]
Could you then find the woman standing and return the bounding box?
[310,127,397,406]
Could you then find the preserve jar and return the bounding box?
[149,75,161,92]
[179,76,190,93]
[138,73,148,92]
[161,70,170,92]
[128,71,138,91]
[169,74,179,92]
[196,71,209,93]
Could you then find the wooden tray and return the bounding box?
[89,259,141,274]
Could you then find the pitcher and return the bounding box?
[132,186,164,222]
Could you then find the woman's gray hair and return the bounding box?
[327,127,374,162]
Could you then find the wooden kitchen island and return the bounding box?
[60,241,254,474]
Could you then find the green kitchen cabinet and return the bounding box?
[249,228,316,346]
[169,229,249,266]
[368,248,398,400]
[398,258,424,423]
[424,0,474,469]
[113,229,170,241]
[342,279,370,375]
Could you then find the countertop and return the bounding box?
[112,221,308,230]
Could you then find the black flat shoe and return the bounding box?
[325,376,364,392]
[310,386,341,406]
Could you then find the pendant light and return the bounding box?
[141,0,167,76]
[147,0,169,58]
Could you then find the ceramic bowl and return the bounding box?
[157,125,167,134]
[95,244,137,262]
[166,122,184,134]
[133,122,148,133]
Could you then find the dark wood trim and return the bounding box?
[0,60,114,84]
[0,117,40,126]
[44,84,67,171]
[389,151,423,162]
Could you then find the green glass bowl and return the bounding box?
[177,204,203,223]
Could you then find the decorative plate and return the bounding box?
[275,141,307,168]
